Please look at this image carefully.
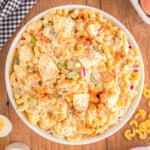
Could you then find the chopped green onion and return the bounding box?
[66,72,80,80]
[14,58,19,65]
[58,63,67,69]
[31,38,36,46]
[50,29,57,38]
[44,23,50,27]
[114,36,122,40]
[51,29,55,34]
[28,98,36,108]
[54,130,66,138]
[28,98,32,103]
[44,21,53,27]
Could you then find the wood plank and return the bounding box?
[87,0,101,8]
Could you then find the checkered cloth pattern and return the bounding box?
[0,0,37,50]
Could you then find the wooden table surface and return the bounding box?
[0,0,150,149]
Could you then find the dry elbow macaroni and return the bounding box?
[143,83,150,98]
[124,83,150,141]
[9,8,141,141]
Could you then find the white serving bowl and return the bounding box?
[5,5,144,145]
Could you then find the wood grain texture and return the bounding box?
[0,0,150,150]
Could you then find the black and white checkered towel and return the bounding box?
[0,0,37,50]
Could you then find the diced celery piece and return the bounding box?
[30,38,36,46]
[66,72,80,80]
[58,63,67,69]
[28,98,36,108]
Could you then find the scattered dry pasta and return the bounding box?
[124,129,132,140]
[124,118,150,141]
[124,82,150,141]
[136,129,147,140]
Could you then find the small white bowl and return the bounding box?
[5,5,144,145]
[5,142,30,150]
[130,0,150,24]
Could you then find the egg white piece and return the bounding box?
[0,115,12,137]
[5,142,30,150]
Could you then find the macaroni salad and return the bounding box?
[10,8,141,141]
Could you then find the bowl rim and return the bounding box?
[5,4,144,145]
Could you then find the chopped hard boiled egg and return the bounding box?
[79,50,102,68]
[38,55,58,81]
[86,22,100,37]
[0,115,12,137]
[100,92,119,108]
[19,45,33,62]
[73,94,89,112]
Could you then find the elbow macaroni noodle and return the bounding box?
[134,109,146,119]
[9,8,141,141]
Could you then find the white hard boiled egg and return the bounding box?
[5,142,30,150]
[0,115,12,137]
